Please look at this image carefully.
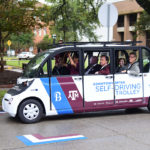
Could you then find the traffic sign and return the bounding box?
[98,3,118,41]
[98,3,118,27]
[7,40,11,46]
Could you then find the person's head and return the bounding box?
[129,52,137,64]
[73,53,79,64]
[119,58,125,67]
[57,53,67,65]
[100,55,109,66]
[58,57,64,65]
[90,56,98,65]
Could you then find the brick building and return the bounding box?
[29,2,51,54]
[113,0,150,46]
[32,26,51,53]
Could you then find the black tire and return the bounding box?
[147,99,150,111]
[125,108,140,113]
[18,99,44,124]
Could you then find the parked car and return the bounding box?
[17,52,35,60]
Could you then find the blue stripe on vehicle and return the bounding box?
[51,77,73,114]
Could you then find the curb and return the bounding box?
[5,66,21,70]
[6,66,13,69]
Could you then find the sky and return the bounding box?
[38,0,124,41]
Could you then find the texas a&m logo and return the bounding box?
[68,90,79,100]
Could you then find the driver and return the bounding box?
[52,53,70,75]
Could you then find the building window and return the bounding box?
[39,29,42,36]
[43,28,47,36]
[129,13,137,26]
[34,29,37,36]
[117,15,124,27]
[131,32,136,41]
[146,31,150,48]
[119,32,124,42]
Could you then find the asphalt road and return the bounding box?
[1,108,150,150]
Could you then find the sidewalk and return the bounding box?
[4,65,22,73]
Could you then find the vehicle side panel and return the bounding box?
[50,76,83,114]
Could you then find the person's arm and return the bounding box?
[68,53,77,67]
[127,64,140,76]
[96,65,110,75]
[100,66,110,75]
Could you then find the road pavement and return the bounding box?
[1,108,150,150]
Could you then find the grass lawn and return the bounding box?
[4,56,18,61]
[3,56,29,68]
[0,90,7,107]
[6,60,29,68]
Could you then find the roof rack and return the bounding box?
[49,41,142,48]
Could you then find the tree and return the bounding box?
[136,0,150,14]
[9,32,34,52]
[135,11,150,35]
[0,0,46,70]
[134,1,150,38]
[45,0,103,42]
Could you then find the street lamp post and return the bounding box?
[52,34,56,46]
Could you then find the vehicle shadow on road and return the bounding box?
[42,108,149,122]
[6,108,149,124]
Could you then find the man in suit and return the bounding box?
[95,55,110,75]
[121,52,140,76]
[85,56,100,74]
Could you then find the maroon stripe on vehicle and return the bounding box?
[57,77,83,113]
[85,97,145,107]
[85,100,114,107]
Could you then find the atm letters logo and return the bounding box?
[68,90,79,101]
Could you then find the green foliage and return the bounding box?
[135,0,150,36]
[9,32,34,51]
[45,0,103,42]
[136,0,150,14]
[135,11,150,35]
[6,60,29,68]
[0,0,47,62]
[0,90,7,106]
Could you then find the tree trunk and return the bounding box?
[0,31,4,71]
[63,30,66,42]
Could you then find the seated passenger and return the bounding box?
[68,52,79,75]
[116,58,127,73]
[52,54,70,75]
[95,55,110,75]
[85,56,100,74]
[121,52,140,76]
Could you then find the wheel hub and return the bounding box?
[23,103,39,120]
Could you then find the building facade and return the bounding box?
[113,0,150,46]
[32,26,51,53]
[29,2,51,54]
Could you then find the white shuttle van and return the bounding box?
[2,42,150,123]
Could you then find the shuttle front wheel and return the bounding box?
[18,99,43,123]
